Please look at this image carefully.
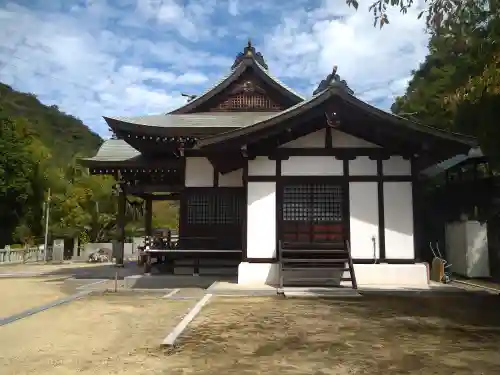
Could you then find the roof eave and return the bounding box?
[168,62,247,114]
[168,59,304,114]
[337,90,478,148]
[195,89,332,149]
[195,85,478,152]
[104,116,240,138]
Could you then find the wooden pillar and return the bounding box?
[376,158,386,261]
[116,184,126,267]
[411,157,421,262]
[145,197,153,236]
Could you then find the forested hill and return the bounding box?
[0,82,102,162]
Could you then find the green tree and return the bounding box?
[348,0,500,164]
[0,110,38,247]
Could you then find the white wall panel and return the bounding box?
[185,157,213,187]
[383,156,411,176]
[349,182,379,259]
[349,156,377,176]
[331,128,379,148]
[281,156,343,176]
[219,168,243,187]
[280,129,325,148]
[248,157,276,176]
[383,182,414,259]
[247,182,276,259]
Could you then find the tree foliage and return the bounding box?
[0,111,38,246]
[348,0,500,164]
[0,83,102,163]
[0,84,178,247]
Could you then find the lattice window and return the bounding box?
[186,190,243,225]
[215,94,281,111]
[283,184,343,222]
[187,194,214,224]
[282,184,344,243]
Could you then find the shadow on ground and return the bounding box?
[163,294,500,375]
[41,262,140,280]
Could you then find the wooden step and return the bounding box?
[285,277,343,282]
[281,242,345,250]
[282,266,351,272]
[282,258,348,263]
[281,249,348,254]
[282,267,348,272]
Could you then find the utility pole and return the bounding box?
[43,188,51,262]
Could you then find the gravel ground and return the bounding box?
[0,277,69,318]
[164,294,500,375]
[0,293,194,375]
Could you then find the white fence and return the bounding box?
[0,247,49,265]
[71,238,143,262]
[0,237,144,265]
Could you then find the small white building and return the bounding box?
[82,41,478,288]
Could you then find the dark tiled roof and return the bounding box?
[168,59,304,114]
[195,84,478,149]
[105,112,278,129]
[80,139,140,163]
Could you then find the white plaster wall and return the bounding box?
[383,156,411,176]
[238,262,280,285]
[383,182,414,259]
[349,182,379,259]
[248,156,276,176]
[281,156,343,176]
[185,157,213,187]
[445,222,467,276]
[446,221,490,278]
[247,182,276,259]
[351,263,428,287]
[331,128,379,148]
[279,128,380,149]
[465,221,490,278]
[349,156,377,176]
[219,168,243,187]
[280,128,325,148]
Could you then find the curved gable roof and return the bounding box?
[168,58,305,114]
[195,84,478,150]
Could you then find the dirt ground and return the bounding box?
[0,262,104,273]
[0,277,69,318]
[0,293,194,375]
[2,291,500,375]
[166,294,500,375]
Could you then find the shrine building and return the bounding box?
[81,41,478,288]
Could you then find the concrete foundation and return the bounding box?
[238,262,429,288]
[123,274,234,289]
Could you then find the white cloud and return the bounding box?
[135,0,218,41]
[0,1,223,135]
[228,0,239,16]
[0,0,430,137]
[262,0,429,106]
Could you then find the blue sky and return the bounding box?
[0,0,429,137]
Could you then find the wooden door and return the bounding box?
[281,183,345,243]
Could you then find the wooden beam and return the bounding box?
[116,185,126,266]
[145,197,153,236]
[377,159,386,260]
[126,185,184,194]
[132,192,181,201]
[265,148,412,160]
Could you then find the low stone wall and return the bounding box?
[72,240,141,262]
[0,247,46,265]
